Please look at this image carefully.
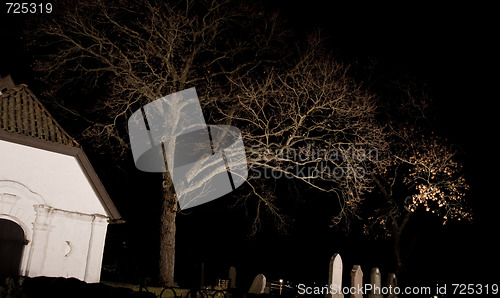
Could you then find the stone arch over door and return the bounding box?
[0,180,46,276]
[0,218,25,279]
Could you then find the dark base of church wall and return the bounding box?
[0,276,156,298]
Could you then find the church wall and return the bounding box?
[0,139,108,216]
[0,139,112,283]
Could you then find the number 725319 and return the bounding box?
[6,3,53,14]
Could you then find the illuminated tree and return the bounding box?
[365,85,471,273]
[206,36,388,234]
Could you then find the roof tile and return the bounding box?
[0,85,80,147]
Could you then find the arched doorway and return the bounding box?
[0,218,25,280]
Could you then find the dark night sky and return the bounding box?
[1,1,499,289]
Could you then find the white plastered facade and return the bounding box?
[0,139,111,283]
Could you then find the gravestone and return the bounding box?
[229,266,237,288]
[368,268,382,298]
[350,265,363,298]
[248,274,266,294]
[387,273,398,298]
[327,253,344,298]
[200,262,205,288]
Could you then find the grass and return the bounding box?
[101,281,190,297]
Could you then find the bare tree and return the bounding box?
[207,36,389,233]
[28,0,389,285]
[29,0,289,285]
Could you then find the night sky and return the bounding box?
[1,1,498,290]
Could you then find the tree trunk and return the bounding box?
[393,233,403,274]
[159,172,178,286]
[392,212,411,274]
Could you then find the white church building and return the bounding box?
[0,84,122,283]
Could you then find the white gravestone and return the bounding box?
[327,253,344,298]
[248,273,266,294]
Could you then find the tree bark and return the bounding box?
[392,212,411,274]
[393,232,403,274]
[159,172,178,286]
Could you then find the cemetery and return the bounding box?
[2,252,406,298]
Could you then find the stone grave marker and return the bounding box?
[229,266,236,288]
[327,253,344,298]
[387,273,398,298]
[200,262,205,288]
[248,273,266,294]
[350,265,363,298]
[368,267,382,298]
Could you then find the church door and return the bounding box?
[0,219,25,279]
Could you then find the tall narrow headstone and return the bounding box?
[248,274,266,294]
[350,265,363,298]
[387,273,398,298]
[368,268,382,298]
[327,253,344,298]
[200,262,205,288]
[229,266,237,288]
